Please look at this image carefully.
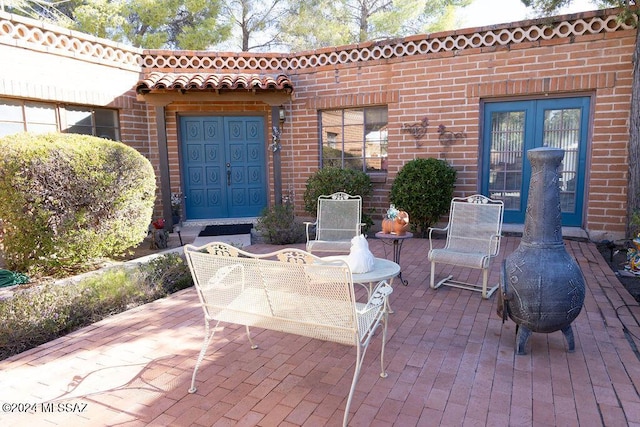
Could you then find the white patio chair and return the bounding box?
[305,192,364,254]
[428,194,504,299]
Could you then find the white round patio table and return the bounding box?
[322,256,400,313]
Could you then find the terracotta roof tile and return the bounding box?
[136,72,293,94]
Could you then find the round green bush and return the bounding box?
[390,158,457,236]
[0,133,156,277]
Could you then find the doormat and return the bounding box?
[198,224,253,237]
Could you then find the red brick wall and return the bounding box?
[278,22,635,239]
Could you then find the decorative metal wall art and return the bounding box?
[401,117,429,147]
[270,126,281,152]
[437,124,466,145]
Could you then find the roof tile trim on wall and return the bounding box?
[135,71,294,93]
[141,8,634,72]
[1,9,634,75]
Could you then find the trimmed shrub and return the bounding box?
[255,202,306,245]
[303,167,374,232]
[390,158,457,236]
[0,133,156,277]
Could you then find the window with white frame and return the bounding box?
[320,106,388,173]
[0,98,120,140]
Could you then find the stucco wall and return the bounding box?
[0,11,155,192]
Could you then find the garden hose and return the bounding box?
[0,269,29,288]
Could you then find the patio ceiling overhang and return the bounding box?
[135,71,294,106]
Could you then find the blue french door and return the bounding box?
[180,116,267,220]
[481,97,590,226]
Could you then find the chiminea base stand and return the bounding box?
[515,325,575,355]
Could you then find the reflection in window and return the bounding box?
[63,107,119,140]
[320,106,388,172]
[488,111,525,210]
[0,97,120,140]
[544,108,581,213]
[24,102,57,134]
[0,99,27,137]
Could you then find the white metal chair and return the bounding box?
[305,192,364,253]
[428,194,504,299]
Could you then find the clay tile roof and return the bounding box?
[136,72,294,94]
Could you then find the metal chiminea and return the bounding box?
[498,147,585,355]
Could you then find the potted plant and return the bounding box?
[171,192,182,225]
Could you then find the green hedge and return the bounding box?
[390,158,457,236]
[0,133,156,277]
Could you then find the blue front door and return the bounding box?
[180,116,267,220]
[481,97,590,226]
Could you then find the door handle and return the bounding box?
[226,163,231,186]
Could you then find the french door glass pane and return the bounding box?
[488,111,525,210]
[544,108,580,213]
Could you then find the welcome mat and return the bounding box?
[198,224,253,237]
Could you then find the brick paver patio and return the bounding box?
[1,235,639,426]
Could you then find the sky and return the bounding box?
[456,0,601,28]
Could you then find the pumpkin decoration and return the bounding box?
[382,218,394,233]
[393,210,410,235]
[382,204,409,235]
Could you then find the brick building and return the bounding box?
[0,7,635,241]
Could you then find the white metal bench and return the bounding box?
[184,242,393,427]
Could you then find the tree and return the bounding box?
[216,0,291,51]
[0,0,71,22]
[276,1,352,50]
[522,0,639,237]
[278,0,471,52]
[2,0,231,49]
[3,0,470,51]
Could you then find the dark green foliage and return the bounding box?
[138,252,193,294]
[303,167,373,231]
[631,210,640,238]
[303,167,373,214]
[390,158,457,236]
[255,202,306,245]
[0,133,156,277]
[0,253,193,360]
